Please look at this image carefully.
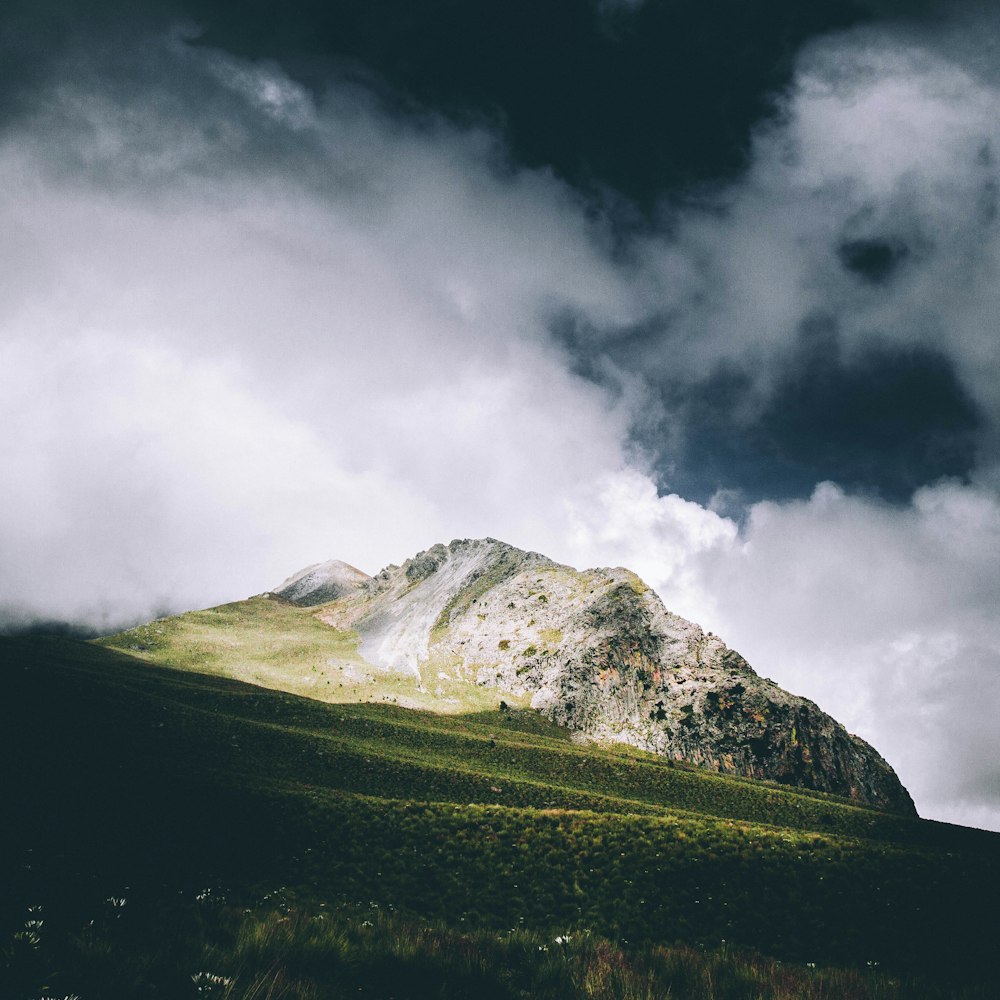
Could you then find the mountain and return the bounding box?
[13,540,998,994]
[312,537,914,814]
[274,558,370,606]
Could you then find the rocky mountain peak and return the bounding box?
[284,538,916,814]
[274,559,370,607]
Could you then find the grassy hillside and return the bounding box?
[97,589,918,818]
[98,595,511,712]
[3,634,999,998]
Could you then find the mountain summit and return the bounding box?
[275,559,370,606]
[312,538,915,814]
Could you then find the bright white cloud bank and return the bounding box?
[2,23,999,829]
[0,33,639,619]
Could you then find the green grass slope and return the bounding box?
[98,595,510,712]
[3,635,999,998]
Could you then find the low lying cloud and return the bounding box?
[0,30,640,627]
[704,481,1000,831]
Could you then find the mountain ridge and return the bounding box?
[303,537,915,815]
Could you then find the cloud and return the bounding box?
[701,480,1000,831]
[562,469,738,625]
[0,332,446,626]
[0,29,642,629]
[567,17,1000,502]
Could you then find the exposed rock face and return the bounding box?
[309,538,915,814]
[275,559,370,606]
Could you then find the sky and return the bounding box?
[2,0,999,830]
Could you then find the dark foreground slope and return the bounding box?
[3,636,998,998]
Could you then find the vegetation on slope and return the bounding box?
[3,635,998,998]
[98,595,509,712]
[99,556,915,816]
[6,899,987,1000]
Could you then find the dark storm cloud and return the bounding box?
[1,0,876,205]
[555,9,1000,508]
[555,308,982,506]
[838,236,911,283]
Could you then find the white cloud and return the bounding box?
[562,468,738,624]
[0,33,638,626]
[0,332,442,626]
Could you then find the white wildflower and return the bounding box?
[191,971,233,993]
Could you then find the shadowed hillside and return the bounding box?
[3,634,998,997]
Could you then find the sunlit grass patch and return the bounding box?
[99,596,514,714]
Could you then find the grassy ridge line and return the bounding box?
[249,697,894,817]
[141,700,675,819]
[96,600,911,824]
[83,647,1000,850]
[8,636,1000,870]
[5,638,676,817]
[226,709,920,840]
[99,595,505,714]
[9,638,823,832]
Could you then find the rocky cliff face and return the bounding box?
[309,537,915,814]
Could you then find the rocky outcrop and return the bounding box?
[274,559,370,606]
[304,538,915,814]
